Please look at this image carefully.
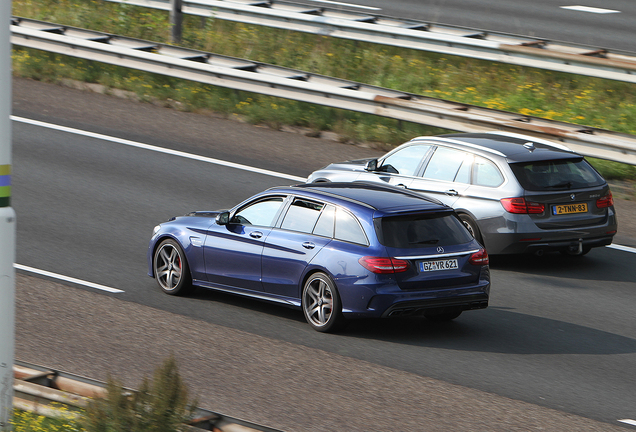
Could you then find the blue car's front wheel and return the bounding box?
[302,272,345,332]
[154,239,193,296]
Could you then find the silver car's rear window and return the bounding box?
[509,158,605,191]
[375,213,473,249]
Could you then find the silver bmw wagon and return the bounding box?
[307,132,617,256]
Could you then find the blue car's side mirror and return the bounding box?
[216,211,230,225]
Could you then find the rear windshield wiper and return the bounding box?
[410,239,439,244]
[546,181,572,189]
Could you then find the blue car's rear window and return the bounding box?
[375,213,472,248]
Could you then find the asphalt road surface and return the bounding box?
[11,78,636,430]
[292,0,636,52]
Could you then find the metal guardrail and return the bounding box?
[9,17,636,165]
[13,360,282,432]
[101,0,636,84]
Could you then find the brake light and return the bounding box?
[500,197,545,214]
[469,249,489,266]
[596,192,614,208]
[358,256,410,274]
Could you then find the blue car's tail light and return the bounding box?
[468,248,489,266]
[358,256,410,274]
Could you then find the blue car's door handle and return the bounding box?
[250,231,263,239]
[302,241,316,249]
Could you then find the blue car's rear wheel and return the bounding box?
[302,272,345,332]
[154,239,193,295]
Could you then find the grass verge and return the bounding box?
[9,355,197,432]
[11,0,636,181]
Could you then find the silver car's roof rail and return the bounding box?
[482,131,574,152]
[409,136,507,157]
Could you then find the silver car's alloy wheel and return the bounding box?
[154,239,192,295]
[459,214,483,245]
[302,273,344,332]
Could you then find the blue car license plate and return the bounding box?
[419,259,458,272]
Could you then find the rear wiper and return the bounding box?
[546,181,572,189]
[411,239,439,244]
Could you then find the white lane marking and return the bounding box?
[14,264,125,293]
[309,0,381,11]
[11,116,307,183]
[619,419,636,426]
[13,117,636,256]
[607,244,636,254]
[560,5,620,14]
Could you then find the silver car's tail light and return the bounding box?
[500,197,545,214]
[596,192,614,208]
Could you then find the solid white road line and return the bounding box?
[619,419,636,426]
[560,5,620,14]
[308,0,381,10]
[13,116,636,255]
[11,116,307,183]
[14,264,125,293]
[607,244,636,254]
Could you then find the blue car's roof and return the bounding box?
[284,182,449,214]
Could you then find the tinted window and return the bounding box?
[335,208,368,245]
[376,212,473,248]
[313,205,335,237]
[232,197,284,227]
[423,147,468,181]
[380,145,431,176]
[509,158,605,191]
[281,199,324,233]
[454,153,473,184]
[473,156,504,187]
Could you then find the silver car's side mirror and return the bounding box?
[216,211,230,225]
[365,159,378,171]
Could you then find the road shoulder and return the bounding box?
[15,274,626,432]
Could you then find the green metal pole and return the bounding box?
[0,0,17,429]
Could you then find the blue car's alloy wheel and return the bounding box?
[302,273,345,332]
[154,239,193,295]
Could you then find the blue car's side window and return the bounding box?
[232,197,284,227]
[335,208,368,245]
[313,205,336,238]
[281,199,324,233]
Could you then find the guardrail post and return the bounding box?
[171,0,183,44]
[0,0,16,430]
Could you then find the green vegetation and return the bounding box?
[11,355,197,432]
[11,0,636,180]
[82,355,196,432]
[11,407,83,432]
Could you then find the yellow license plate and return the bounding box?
[552,203,588,215]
